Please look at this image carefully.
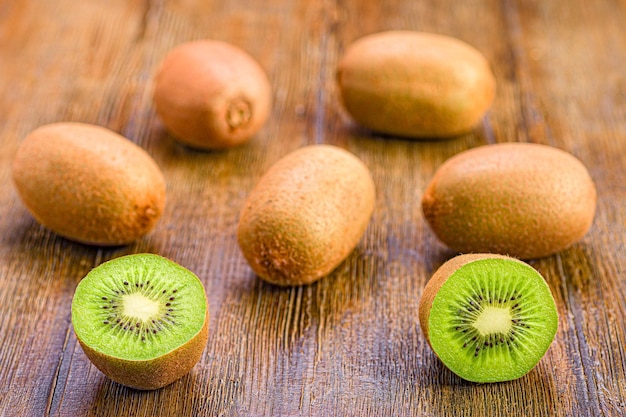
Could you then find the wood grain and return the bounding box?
[1,0,625,416]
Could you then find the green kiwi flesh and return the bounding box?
[71,253,209,390]
[423,256,558,383]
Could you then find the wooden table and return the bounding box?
[1,1,625,416]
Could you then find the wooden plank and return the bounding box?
[0,0,624,416]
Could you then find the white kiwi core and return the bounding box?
[473,306,512,336]
[123,293,161,320]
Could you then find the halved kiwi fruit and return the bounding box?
[418,254,558,383]
[71,253,209,390]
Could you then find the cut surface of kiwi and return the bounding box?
[71,253,209,390]
[419,254,558,383]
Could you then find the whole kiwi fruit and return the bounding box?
[421,142,596,259]
[419,253,559,383]
[336,30,496,138]
[71,253,209,390]
[153,39,272,149]
[237,145,376,286]
[12,122,166,246]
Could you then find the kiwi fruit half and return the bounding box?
[71,253,209,390]
[418,254,558,383]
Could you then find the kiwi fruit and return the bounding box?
[12,122,166,246]
[237,144,375,286]
[336,30,496,138]
[71,253,209,390]
[418,254,558,383]
[153,39,272,150]
[421,143,597,259]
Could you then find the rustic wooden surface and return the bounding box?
[0,0,625,416]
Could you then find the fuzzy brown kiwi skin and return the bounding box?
[12,123,166,246]
[76,309,209,391]
[418,253,513,347]
[237,145,376,286]
[153,39,272,150]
